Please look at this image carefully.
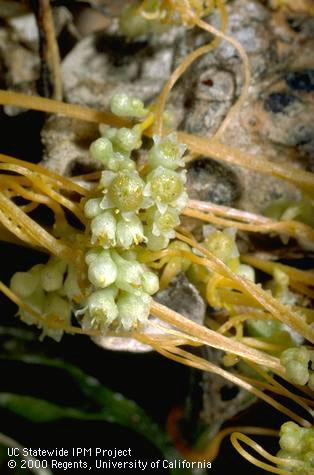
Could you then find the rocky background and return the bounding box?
[0,1,313,473]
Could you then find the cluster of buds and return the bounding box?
[82,93,187,332]
[187,227,255,307]
[83,249,159,332]
[85,106,187,251]
[10,258,80,341]
[119,0,216,38]
[277,422,314,474]
[280,346,314,390]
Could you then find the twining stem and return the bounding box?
[241,255,314,286]
[231,432,300,475]
[176,231,314,343]
[244,361,314,413]
[0,92,313,195]
[193,17,251,141]
[0,164,86,224]
[154,0,227,135]
[178,134,314,196]
[150,300,282,372]
[0,153,88,196]
[0,192,75,261]
[3,176,67,223]
[166,408,278,462]
[0,90,129,128]
[188,199,270,223]
[38,0,62,100]
[136,332,310,426]
[183,207,314,245]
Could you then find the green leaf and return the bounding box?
[0,355,191,475]
[0,393,71,422]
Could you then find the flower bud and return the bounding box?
[88,251,117,288]
[279,422,305,454]
[10,270,40,298]
[141,271,159,295]
[281,347,310,386]
[110,93,147,118]
[112,251,143,293]
[145,225,169,251]
[63,264,81,301]
[41,258,67,292]
[90,137,114,163]
[84,198,103,218]
[44,293,72,322]
[102,127,117,142]
[85,248,102,266]
[114,126,142,152]
[19,287,45,326]
[99,170,116,188]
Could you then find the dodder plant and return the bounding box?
[0,1,313,473]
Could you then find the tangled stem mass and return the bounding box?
[0,1,313,473]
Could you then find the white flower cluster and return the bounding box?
[278,421,314,474]
[10,258,80,341]
[280,346,314,390]
[82,93,187,333]
[83,249,159,332]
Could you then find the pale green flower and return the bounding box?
[110,93,148,118]
[87,250,117,288]
[117,291,151,331]
[90,211,117,247]
[85,287,119,330]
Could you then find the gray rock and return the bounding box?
[200,348,256,437]
[186,158,240,206]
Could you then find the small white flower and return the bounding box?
[112,251,144,293]
[91,211,117,247]
[146,166,184,206]
[117,291,151,331]
[41,293,72,341]
[85,287,119,331]
[151,208,180,239]
[172,190,188,212]
[99,170,116,188]
[145,225,170,251]
[148,133,186,170]
[116,214,145,248]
